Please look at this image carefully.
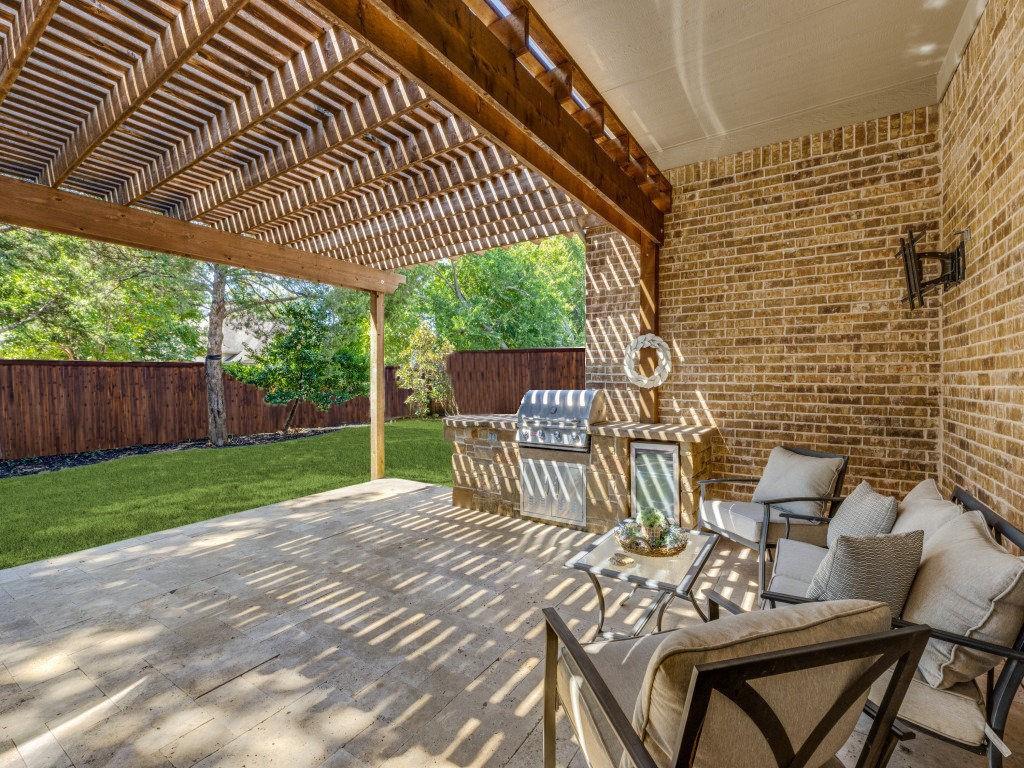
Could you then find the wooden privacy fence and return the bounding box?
[0,360,411,461]
[0,349,584,460]
[446,348,585,414]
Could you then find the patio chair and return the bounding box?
[543,599,928,768]
[697,445,849,595]
[718,486,1024,768]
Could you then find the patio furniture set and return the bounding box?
[547,446,1024,768]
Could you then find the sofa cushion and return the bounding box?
[808,531,923,616]
[769,538,829,597]
[700,499,828,548]
[557,632,662,768]
[891,479,962,540]
[903,509,1024,688]
[868,669,986,747]
[751,447,845,518]
[826,481,898,548]
[633,600,890,768]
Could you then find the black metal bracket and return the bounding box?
[900,228,967,309]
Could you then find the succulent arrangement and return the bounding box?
[613,506,688,557]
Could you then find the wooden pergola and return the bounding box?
[0,0,670,474]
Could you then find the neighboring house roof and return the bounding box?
[196,320,272,364]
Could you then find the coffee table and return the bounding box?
[566,528,719,639]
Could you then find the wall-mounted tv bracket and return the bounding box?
[899,228,968,309]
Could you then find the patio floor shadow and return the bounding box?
[0,480,1018,767]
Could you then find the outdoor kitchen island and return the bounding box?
[444,412,718,533]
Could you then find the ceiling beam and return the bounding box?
[308,0,663,244]
[221,115,493,235]
[269,144,518,245]
[0,0,60,106]
[122,28,364,206]
[361,217,579,270]
[0,175,403,293]
[40,0,250,188]
[329,197,579,263]
[175,79,430,221]
[309,176,572,258]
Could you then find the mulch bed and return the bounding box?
[0,426,352,480]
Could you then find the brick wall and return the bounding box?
[586,107,944,497]
[939,0,1024,522]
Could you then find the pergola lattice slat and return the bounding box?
[0,0,59,104]
[40,0,252,188]
[121,27,365,206]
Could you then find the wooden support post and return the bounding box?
[638,238,660,423]
[369,290,386,480]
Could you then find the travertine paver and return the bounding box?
[0,480,1018,767]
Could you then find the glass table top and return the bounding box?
[566,528,718,595]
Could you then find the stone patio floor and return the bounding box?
[0,479,1020,767]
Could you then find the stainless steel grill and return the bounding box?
[515,389,607,452]
[516,389,607,527]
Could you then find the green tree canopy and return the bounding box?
[227,295,370,430]
[0,227,206,360]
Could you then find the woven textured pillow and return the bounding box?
[903,509,1024,688]
[826,480,899,548]
[808,530,924,616]
[751,446,845,517]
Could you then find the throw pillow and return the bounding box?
[903,509,1024,688]
[826,480,899,548]
[808,530,924,616]
[751,446,845,518]
[890,478,962,540]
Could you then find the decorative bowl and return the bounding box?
[612,519,689,557]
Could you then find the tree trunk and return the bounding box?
[206,265,228,447]
[282,399,299,433]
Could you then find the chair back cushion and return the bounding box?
[751,447,845,518]
[808,531,923,615]
[903,509,1024,688]
[826,481,898,548]
[632,600,890,768]
[891,479,962,540]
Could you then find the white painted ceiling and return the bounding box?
[529,0,979,170]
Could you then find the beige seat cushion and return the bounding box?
[891,479,962,540]
[903,509,1024,688]
[868,669,987,747]
[557,632,662,768]
[701,499,828,548]
[633,600,890,768]
[768,538,828,597]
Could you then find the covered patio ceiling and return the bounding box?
[0,0,670,288]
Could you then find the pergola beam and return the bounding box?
[319,185,576,262]
[270,145,518,245]
[361,217,579,269]
[308,0,664,244]
[122,28,364,206]
[0,0,60,105]
[0,175,403,293]
[175,79,430,222]
[224,116,492,235]
[40,0,250,188]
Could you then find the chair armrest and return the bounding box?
[760,495,847,507]
[697,476,760,488]
[778,510,830,525]
[891,619,1024,663]
[705,589,747,620]
[762,592,1024,663]
[542,608,659,768]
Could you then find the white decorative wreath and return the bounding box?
[623,333,671,389]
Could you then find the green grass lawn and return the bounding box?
[0,419,452,570]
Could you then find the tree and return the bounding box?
[385,235,585,355]
[396,323,457,417]
[228,296,369,431]
[0,227,205,360]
